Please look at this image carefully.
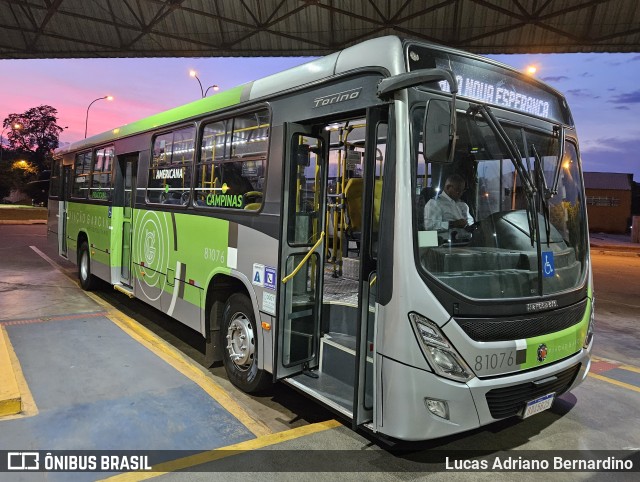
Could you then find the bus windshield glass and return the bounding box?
[413,106,588,300]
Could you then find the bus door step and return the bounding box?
[114,284,134,298]
[320,333,373,395]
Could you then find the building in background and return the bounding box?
[584,172,633,234]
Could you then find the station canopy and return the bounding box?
[2,0,640,59]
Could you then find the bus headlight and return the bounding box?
[409,313,473,382]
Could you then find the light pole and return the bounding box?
[85,95,113,138]
[190,70,219,98]
[204,84,220,96]
[0,122,22,163]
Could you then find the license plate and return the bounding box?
[522,392,555,418]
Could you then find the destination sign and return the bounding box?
[407,45,572,125]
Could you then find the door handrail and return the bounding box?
[282,231,325,284]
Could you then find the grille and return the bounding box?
[455,299,587,342]
[485,364,581,419]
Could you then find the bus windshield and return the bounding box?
[413,106,588,300]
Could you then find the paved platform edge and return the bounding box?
[0,327,21,416]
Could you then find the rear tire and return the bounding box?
[221,293,271,393]
[78,241,96,291]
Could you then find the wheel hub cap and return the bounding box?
[226,313,255,370]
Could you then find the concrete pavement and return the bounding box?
[0,225,639,480]
[590,233,640,257]
[0,225,298,481]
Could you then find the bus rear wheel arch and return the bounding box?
[221,293,271,393]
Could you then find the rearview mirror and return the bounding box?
[424,99,456,163]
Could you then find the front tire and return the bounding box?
[221,293,271,393]
[78,241,96,291]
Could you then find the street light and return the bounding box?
[189,70,219,98]
[205,84,220,96]
[85,95,113,138]
[12,159,36,173]
[0,122,22,163]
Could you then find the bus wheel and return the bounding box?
[78,241,96,291]
[222,293,270,393]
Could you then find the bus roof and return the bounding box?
[56,36,406,156]
[57,35,569,156]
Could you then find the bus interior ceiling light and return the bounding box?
[409,313,473,382]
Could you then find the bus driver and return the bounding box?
[423,174,474,232]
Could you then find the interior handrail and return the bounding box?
[282,231,325,284]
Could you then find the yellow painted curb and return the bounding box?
[2,326,38,420]
[99,419,342,481]
[588,372,640,394]
[84,291,273,438]
[0,327,21,416]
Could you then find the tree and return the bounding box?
[3,105,64,172]
[0,161,15,200]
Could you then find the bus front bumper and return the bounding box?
[377,349,590,441]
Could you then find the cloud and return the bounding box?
[566,89,600,99]
[541,75,569,82]
[581,137,623,153]
[614,106,630,110]
[609,90,640,104]
[580,72,593,77]
[580,136,640,179]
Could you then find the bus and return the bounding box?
[47,36,594,441]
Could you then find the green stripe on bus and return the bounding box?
[520,298,591,370]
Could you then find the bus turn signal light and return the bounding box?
[261,321,271,331]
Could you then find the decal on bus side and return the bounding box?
[313,87,362,108]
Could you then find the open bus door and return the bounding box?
[275,124,328,379]
[352,106,387,427]
[276,109,386,426]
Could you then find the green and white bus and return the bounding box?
[48,36,594,441]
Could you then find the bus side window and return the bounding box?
[71,151,92,199]
[89,146,114,201]
[147,127,195,205]
[195,109,269,210]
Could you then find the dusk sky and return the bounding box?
[1,51,639,180]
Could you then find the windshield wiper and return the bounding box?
[467,104,535,195]
[531,144,552,247]
[467,104,538,246]
[550,124,565,196]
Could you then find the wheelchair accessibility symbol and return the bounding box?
[542,251,555,278]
